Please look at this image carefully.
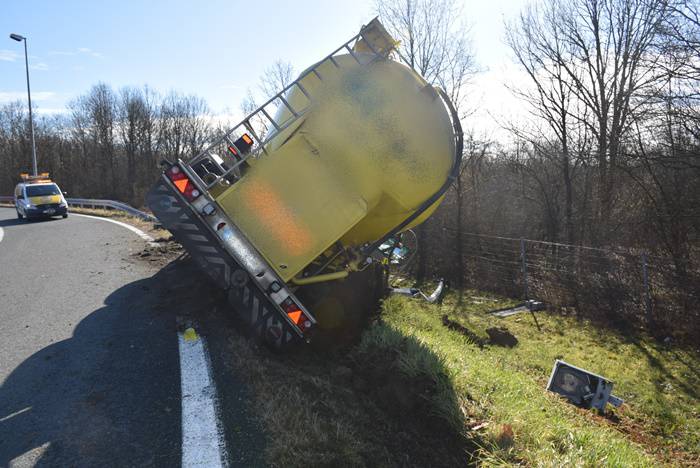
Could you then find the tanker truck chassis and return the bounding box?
[146,19,463,349]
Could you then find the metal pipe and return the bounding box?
[291,270,348,285]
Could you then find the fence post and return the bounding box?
[520,238,528,301]
[642,252,653,325]
[521,237,541,331]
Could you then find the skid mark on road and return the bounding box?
[179,327,227,468]
[71,213,157,245]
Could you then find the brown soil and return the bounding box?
[132,241,184,268]
[574,405,700,467]
[485,327,518,347]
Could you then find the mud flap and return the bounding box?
[146,177,301,349]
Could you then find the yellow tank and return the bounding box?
[214,48,456,282]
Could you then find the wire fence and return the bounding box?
[406,226,700,342]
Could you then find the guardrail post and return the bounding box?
[642,252,653,325]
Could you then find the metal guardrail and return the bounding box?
[0,195,157,222]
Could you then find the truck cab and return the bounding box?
[14,173,69,220]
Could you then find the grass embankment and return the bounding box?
[385,290,699,466]
[228,286,699,467]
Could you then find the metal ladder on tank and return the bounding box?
[183,19,395,192]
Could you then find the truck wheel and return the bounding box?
[62,214,68,219]
[296,263,388,349]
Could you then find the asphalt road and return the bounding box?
[0,208,264,467]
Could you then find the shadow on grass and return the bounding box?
[227,319,483,467]
[348,322,482,466]
[630,339,700,401]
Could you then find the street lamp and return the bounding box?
[9,33,38,176]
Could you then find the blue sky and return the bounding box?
[1,0,529,129]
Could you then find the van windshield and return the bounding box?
[26,184,60,197]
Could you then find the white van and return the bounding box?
[14,174,69,220]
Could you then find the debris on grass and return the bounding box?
[388,279,446,303]
[490,299,545,317]
[546,359,624,411]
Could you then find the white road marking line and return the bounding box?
[9,441,51,467]
[71,213,158,245]
[0,406,30,422]
[0,226,4,244]
[178,328,227,468]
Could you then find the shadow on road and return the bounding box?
[0,218,28,228]
[0,217,62,228]
[0,265,182,467]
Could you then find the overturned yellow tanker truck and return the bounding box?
[147,19,462,348]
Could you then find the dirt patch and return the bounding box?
[485,327,518,347]
[575,404,700,467]
[441,315,519,348]
[132,241,184,268]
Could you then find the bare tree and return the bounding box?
[118,86,157,204]
[240,60,295,139]
[158,91,211,161]
[69,83,118,197]
[376,0,477,281]
[506,0,671,244]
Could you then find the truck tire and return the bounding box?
[296,263,388,349]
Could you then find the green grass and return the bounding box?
[224,282,699,466]
[377,289,700,467]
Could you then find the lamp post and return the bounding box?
[10,33,38,176]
